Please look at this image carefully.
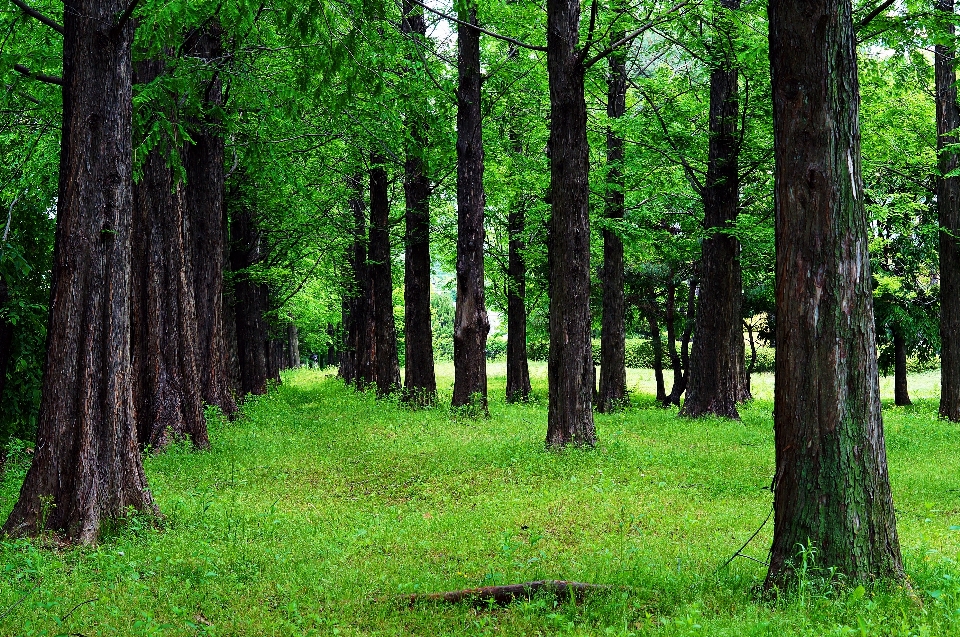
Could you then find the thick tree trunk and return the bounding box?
[230,207,270,397]
[765,0,903,587]
[183,23,236,418]
[130,60,207,450]
[545,0,596,446]
[3,1,156,542]
[369,154,400,396]
[682,0,747,419]
[452,6,490,410]
[288,323,300,368]
[894,327,912,406]
[597,15,628,414]
[506,197,532,403]
[936,0,960,421]
[401,1,437,406]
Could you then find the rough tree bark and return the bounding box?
[3,0,156,542]
[230,206,270,397]
[765,0,903,587]
[597,11,628,414]
[452,4,490,410]
[0,280,12,416]
[681,0,748,418]
[894,326,912,406]
[369,153,401,397]
[506,190,532,403]
[339,175,373,387]
[131,60,207,450]
[545,0,596,446]
[401,0,437,406]
[183,23,236,417]
[936,0,960,422]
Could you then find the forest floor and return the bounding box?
[1,364,959,636]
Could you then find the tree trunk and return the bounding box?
[339,175,373,387]
[746,320,757,395]
[3,1,156,542]
[663,278,681,406]
[597,12,628,414]
[0,280,13,421]
[681,0,747,419]
[130,60,207,450]
[506,192,532,404]
[545,0,595,446]
[765,0,903,587]
[452,5,490,410]
[666,277,696,406]
[401,1,437,406]
[267,337,282,383]
[894,326,912,406]
[647,308,667,404]
[936,0,960,422]
[288,322,300,368]
[183,23,236,418]
[369,153,400,396]
[230,207,270,397]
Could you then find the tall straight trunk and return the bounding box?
[230,207,270,397]
[288,323,300,368]
[131,60,207,450]
[0,281,12,420]
[545,0,595,446]
[682,0,747,418]
[664,278,681,404]
[506,190,532,403]
[936,0,960,421]
[266,337,282,383]
[184,23,236,417]
[647,311,667,404]
[223,287,240,398]
[369,153,400,396]
[339,175,373,387]
[401,0,437,406]
[452,4,490,410]
[765,0,903,587]
[894,326,912,406]
[3,0,156,542]
[597,12,628,413]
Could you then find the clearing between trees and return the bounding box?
[1,365,958,636]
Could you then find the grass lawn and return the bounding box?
[1,364,959,636]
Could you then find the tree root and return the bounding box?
[399,580,612,607]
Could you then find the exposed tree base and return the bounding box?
[398,580,611,606]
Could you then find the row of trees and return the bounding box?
[0,0,957,589]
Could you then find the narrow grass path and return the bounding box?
[1,365,959,635]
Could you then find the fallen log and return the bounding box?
[399,580,612,606]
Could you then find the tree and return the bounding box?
[452,2,490,410]
[935,0,960,421]
[3,0,156,542]
[681,0,748,418]
[131,58,207,449]
[544,0,595,446]
[369,152,400,397]
[765,0,903,587]
[401,0,438,406]
[596,1,628,414]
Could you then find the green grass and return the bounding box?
[1,364,959,636]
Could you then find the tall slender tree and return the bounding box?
[183,23,237,418]
[681,0,748,418]
[452,3,490,410]
[935,0,960,422]
[544,0,595,446]
[3,0,156,542]
[339,173,375,388]
[401,0,438,405]
[369,152,400,396]
[765,0,903,587]
[597,6,628,414]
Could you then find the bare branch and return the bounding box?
[9,0,63,35]
[12,64,62,85]
[856,0,895,31]
[111,0,141,37]
[584,1,691,69]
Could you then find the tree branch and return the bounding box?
[408,0,547,52]
[9,0,63,35]
[111,0,142,36]
[583,1,690,68]
[13,64,62,85]
[856,0,895,31]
